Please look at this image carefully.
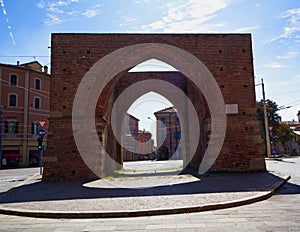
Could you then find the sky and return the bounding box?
[0,0,300,128]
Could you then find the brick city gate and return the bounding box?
[43,33,266,181]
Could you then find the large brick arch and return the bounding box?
[43,33,266,181]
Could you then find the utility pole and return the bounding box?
[261,78,272,158]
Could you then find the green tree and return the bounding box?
[256,99,281,142]
[276,122,292,151]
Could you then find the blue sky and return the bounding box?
[0,0,299,122]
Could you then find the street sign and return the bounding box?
[38,129,47,137]
[38,120,47,128]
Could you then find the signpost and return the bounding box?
[38,120,47,128]
[38,129,46,137]
[37,120,47,175]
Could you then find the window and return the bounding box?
[32,122,39,135]
[34,97,40,109]
[5,121,19,134]
[175,117,180,125]
[8,94,17,107]
[10,74,18,86]
[174,131,181,139]
[160,118,166,127]
[35,78,41,90]
[161,132,166,143]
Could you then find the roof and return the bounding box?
[0,62,50,76]
[126,113,140,121]
[20,61,42,67]
[286,121,300,127]
[293,131,300,136]
[154,106,176,115]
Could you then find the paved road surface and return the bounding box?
[0,158,299,231]
[0,168,39,193]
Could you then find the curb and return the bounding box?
[0,174,291,219]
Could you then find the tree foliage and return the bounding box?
[256,99,281,142]
[276,122,291,149]
[257,99,294,149]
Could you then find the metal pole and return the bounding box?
[40,146,43,175]
[261,78,272,158]
[0,106,2,169]
[169,113,173,158]
[175,119,178,160]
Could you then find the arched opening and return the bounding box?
[94,58,209,177]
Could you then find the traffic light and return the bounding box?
[37,136,43,150]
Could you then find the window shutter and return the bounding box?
[15,122,19,134]
[5,121,8,133]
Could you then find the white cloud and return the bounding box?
[234,25,260,33]
[45,13,63,25]
[38,0,101,25]
[276,51,297,59]
[141,0,233,32]
[0,0,15,46]
[82,4,102,18]
[118,11,137,28]
[264,62,284,69]
[271,8,300,41]
[134,0,151,3]
[82,9,98,18]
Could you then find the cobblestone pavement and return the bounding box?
[0,158,299,231]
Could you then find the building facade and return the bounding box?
[286,112,300,154]
[154,107,181,160]
[121,114,154,161]
[122,114,139,161]
[0,61,50,167]
[138,129,153,160]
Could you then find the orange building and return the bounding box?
[138,129,153,160]
[0,61,50,167]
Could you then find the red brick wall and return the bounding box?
[43,33,265,181]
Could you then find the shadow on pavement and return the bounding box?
[0,172,295,204]
[275,182,300,194]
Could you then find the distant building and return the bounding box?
[280,110,300,154]
[121,114,154,161]
[122,114,139,161]
[138,129,153,160]
[0,61,50,167]
[154,107,181,160]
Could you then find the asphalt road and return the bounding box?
[0,158,299,231]
[0,167,39,193]
[266,156,300,181]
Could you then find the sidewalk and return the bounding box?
[0,170,290,218]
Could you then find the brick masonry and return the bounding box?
[43,33,266,181]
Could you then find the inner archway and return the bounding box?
[125,91,173,161]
